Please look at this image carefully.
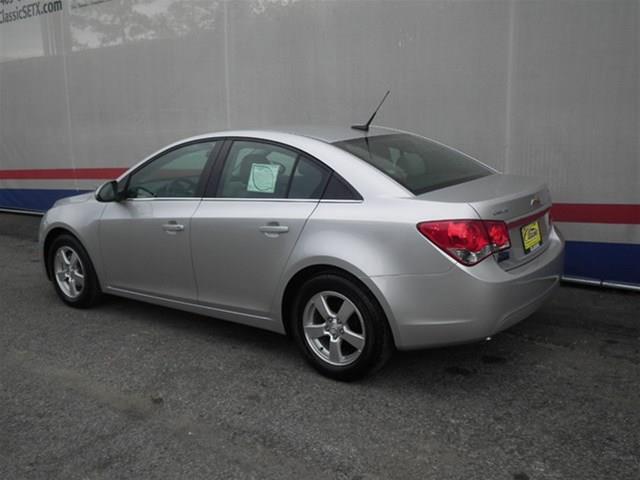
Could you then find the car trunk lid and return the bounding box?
[417,174,553,269]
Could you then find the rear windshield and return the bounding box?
[333,133,493,195]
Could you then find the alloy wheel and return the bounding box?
[53,246,85,299]
[302,290,366,366]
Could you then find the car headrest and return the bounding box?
[238,153,269,178]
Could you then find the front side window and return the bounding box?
[217,141,329,199]
[127,141,217,199]
[333,134,492,195]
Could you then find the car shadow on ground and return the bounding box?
[92,292,532,390]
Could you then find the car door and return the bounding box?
[190,139,330,318]
[99,140,220,301]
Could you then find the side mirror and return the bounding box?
[96,180,121,202]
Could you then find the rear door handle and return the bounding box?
[162,222,185,233]
[259,224,289,235]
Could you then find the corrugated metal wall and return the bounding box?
[1,0,638,284]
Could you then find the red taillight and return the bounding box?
[417,219,511,266]
[484,221,510,251]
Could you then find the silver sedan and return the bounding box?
[40,126,564,380]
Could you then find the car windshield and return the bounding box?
[333,133,493,195]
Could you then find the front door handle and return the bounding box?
[162,222,185,233]
[259,223,289,236]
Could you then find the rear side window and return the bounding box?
[217,141,298,198]
[322,174,362,200]
[288,156,330,199]
[216,141,331,200]
[333,133,492,195]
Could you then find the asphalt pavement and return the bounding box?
[0,213,638,479]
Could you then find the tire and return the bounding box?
[290,273,393,381]
[48,233,102,308]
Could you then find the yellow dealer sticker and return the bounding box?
[521,220,542,253]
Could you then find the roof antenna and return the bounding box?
[351,90,390,132]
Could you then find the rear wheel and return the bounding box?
[48,234,101,308]
[291,273,393,381]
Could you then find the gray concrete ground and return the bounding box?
[0,213,638,480]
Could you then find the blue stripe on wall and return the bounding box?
[0,188,89,212]
[564,241,640,285]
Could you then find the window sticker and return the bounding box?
[247,163,280,193]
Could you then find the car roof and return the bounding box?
[265,125,397,143]
[184,125,399,145]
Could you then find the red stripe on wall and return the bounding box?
[1,168,639,225]
[0,168,127,180]
[552,203,640,225]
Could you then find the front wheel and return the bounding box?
[291,274,393,381]
[48,234,102,308]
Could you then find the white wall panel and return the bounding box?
[0,55,73,171]
[0,0,638,226]
[506,0,639,204]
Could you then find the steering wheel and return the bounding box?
[132,186,155,198]
[166,177,198,197]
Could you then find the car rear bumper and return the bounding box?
[371,227,565,350]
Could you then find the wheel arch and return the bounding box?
[279,262,399,347]
[43,227,95,283]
